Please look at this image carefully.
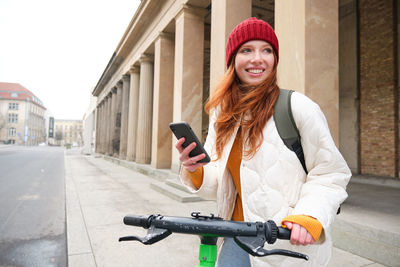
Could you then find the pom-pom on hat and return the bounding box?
[225,17,279,67]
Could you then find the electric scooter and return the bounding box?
[119,212,308,267]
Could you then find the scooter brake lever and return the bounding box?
[119,225,171,245]
[234,236,308,260]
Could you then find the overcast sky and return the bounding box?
[0,0,141,120]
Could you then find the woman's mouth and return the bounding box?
[246,68,264,74]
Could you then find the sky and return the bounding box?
[0,0,141,120]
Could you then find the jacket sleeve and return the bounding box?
[290,92,352,230]
[179,110,220,200]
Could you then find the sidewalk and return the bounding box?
[65,152,393,267]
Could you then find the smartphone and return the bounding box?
[169,122,211,163]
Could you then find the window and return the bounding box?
[8,128,16,136]
[8,113,18,123]
[11,92,18,98]
[8,103,19,110]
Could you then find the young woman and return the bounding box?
[175,17,351,267]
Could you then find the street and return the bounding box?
[0,146,67,267]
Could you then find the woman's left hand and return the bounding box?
[282,221,315,246]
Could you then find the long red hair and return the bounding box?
[205,55,280,160]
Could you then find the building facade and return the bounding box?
[0,82,46,145]
[92,0,400,180]
[82,95,97,154]
[54,120,83,147]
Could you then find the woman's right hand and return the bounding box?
[175,137,209,172]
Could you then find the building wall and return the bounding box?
[91,0,400,179]
[54,120,83,147]
[0,100,9,142]
[82,111,95,154]
[0,99,46,145]
[0,83,47,145]
[83,94,97,154]
[0,99,25,144]
[359,0,398,177]
[25,101,46,145]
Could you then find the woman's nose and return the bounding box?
[251,50,262,63]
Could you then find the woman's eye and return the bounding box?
[240,48,251,53]
[264,48,272,53]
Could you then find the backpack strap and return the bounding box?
[274,89,308,174]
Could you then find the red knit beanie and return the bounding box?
[225,17,279,67]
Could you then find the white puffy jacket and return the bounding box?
[180,92,351,267]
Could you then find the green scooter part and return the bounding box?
[196,243,217,267]
[196,235,218,267]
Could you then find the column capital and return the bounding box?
[122,74,130,82]
[156,31,174,42]
[139,54,153,63]
[111,87,117,94]
[116,81,123,89]
[176,4,207,21]
[129,65,140,74]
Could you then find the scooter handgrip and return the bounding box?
[277,227,291,240]
[123,215,150,228]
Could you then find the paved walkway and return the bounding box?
[65,152,392,267]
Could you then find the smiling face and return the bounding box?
[234,40,275,86]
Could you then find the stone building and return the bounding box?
[0,82,46,145]
[54,119,83,147]
[82,95,97,154]
[92,0,400,180]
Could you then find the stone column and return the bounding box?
[135,55,154,164]
[171,5,206,172]
[107,94,113,155]
[119,75,130,159]
[109,88,117,156]
[275,0,340,143]
[101,98,106,154]
[101,101,107,154]
[210,0,251,93]
[101,99,107,154]
[151,33,175,169]
[339,1,359,173]
[101,97,107,153]
[112,83,123,156]
[99,102,104,153]
[95,103,101,153]
[126,66,140,161]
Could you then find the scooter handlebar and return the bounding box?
[120,213,308,260]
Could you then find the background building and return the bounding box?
[0,82,46,145]
[45,111,55,145]
[54,119,83,147]
[92,0,400,180]
[82,95,97,154]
